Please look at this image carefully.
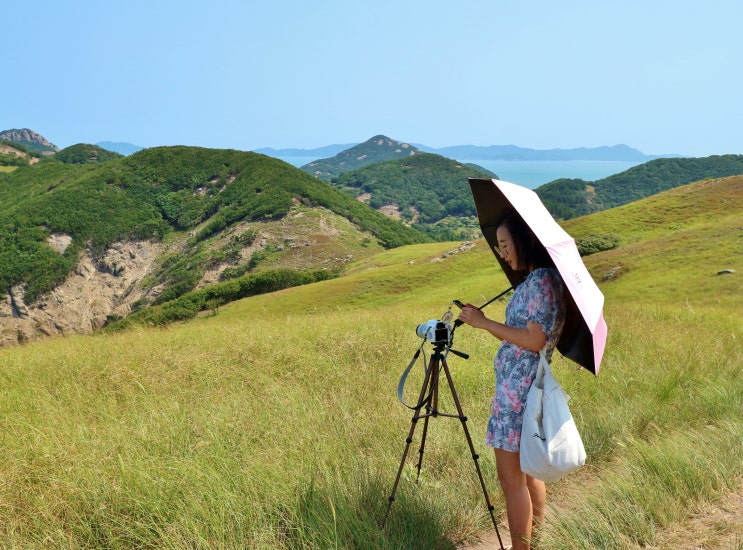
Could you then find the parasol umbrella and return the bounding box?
[468,178,607,374]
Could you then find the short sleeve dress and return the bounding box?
[485,267,566,452]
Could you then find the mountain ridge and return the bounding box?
[1,127,679,162]
[417,143,674,161]
[264,141,677,163]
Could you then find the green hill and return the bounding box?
[0,176,739,548]
[564,175,741,308]
[55,143,124,164]
[300,135,427,180]
[536,154,743,219]
[331,152,495,239]
[0,146,428,307]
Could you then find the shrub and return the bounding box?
[108,268,338,328]
[576,233,620,256]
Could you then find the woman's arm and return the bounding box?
[457,304,547,352]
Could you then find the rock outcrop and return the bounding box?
[0,128,60,152]
[0,239,161,347]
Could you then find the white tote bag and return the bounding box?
[520,350,586,482]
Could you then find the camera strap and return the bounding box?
[397,341,445,410]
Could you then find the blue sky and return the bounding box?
[3,0,741,156]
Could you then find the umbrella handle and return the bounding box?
[452,287,512,329]
[477,286,513,311]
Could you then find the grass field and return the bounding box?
[0,177,741,548]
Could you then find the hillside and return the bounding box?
[536,154,743,219]
[563,175,742,308]
[331,152,495,240]
[300,135,426,180]
[0,141,40,168]
[0,146,428,345]
[0,175,738,548]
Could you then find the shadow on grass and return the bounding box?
[275,475,460,550]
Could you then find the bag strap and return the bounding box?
[538,348,570,402]
[534,348,549,387]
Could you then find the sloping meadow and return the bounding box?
[0,178,740,548]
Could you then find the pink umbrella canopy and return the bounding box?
[468,178,607,374]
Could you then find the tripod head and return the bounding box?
[427,338,469,360]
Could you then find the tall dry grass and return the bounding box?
[0,177,741,548]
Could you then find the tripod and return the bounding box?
[382,339,505,550]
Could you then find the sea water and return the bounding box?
[272,155,641,190]
[461,159,642,189]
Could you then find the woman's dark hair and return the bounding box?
[498,210,554,271]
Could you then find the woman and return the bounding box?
[457,210,566,550]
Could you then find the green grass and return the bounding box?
[0,177,741,548]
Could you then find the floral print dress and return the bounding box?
[485,268,566,452]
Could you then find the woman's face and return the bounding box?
[496,225,520,270]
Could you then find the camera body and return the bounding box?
[416,319,452,345]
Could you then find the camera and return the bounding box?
[416,319,452,344]
[414,300,464,345]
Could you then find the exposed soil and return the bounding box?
[0,144,38,163]
[460,483,743,549]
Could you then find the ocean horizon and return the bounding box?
[272,156,641,190]
[461,159,642,189]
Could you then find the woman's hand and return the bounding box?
[457,304,487,329]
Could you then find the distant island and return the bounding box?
[416,143,677,162]
[256,142,679,162]
[1,127,678,162]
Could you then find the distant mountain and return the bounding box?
[300,135,426,180]
[415,143,673,161]
[254,143,355,158]
[536,154,743,219]
[96,141,145,156]
[261,140,676,164]
[0,128,59,154]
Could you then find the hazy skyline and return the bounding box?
[3,0,742,157]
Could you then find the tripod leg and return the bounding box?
[415,413,431,482]
[415,356,440,482]
[381,356,436,528]
[440,358,506,550]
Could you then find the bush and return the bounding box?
[576,233,620,256]
[108,268,339,328]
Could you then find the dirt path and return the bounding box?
[460,486,743,549]
[654,489,743,550]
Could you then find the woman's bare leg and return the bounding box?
[494,448,532,550]
[526,475,546,538]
